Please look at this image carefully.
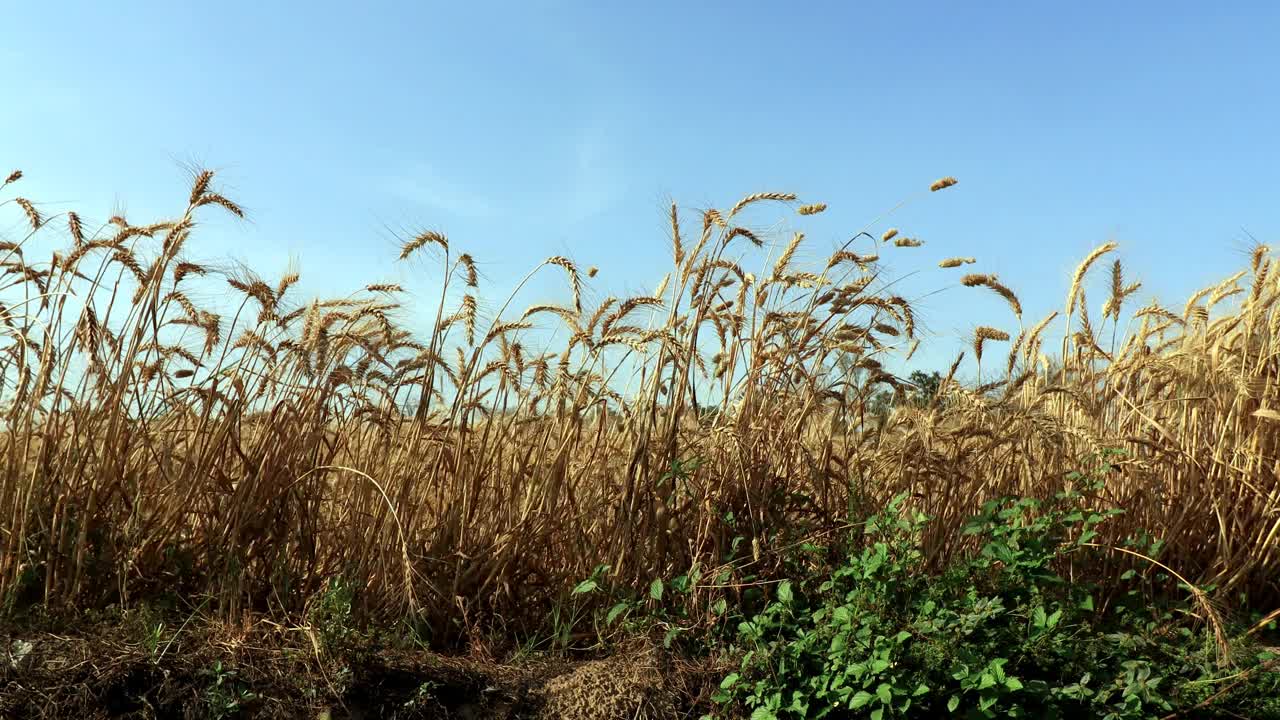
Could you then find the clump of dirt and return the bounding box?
[537,647,676,720]
[334,650,541,720]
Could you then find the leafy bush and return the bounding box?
[308,576,359,653]
[710,473,1278,719]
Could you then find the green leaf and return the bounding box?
[1079,594,1095,612]
[572,579,598,595]
[870,709,884,720]
[663,626,679,648]
[876,683,892,704]
[777,580,793,604]
[650,578,665,601]
[606,602,628,625]
[912,683,929,696]
[750,707,776,720]
[720,673,741,690]
[850,691,874,709]
[947,695,961,712]
[786,690,809,714]
[1005,676,1024,691]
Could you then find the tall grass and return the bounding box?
[0,168,1276,638]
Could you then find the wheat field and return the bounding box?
[0,168,1276,638]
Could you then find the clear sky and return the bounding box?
[3,1,1277,374]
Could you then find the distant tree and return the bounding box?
[867,388,895,425]
[904,370,943,407]
[834,359,947,429]
[864,370,946,428]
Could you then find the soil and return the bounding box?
[0,616,704,720]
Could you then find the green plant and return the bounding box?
[598,560,712,651]
[403,679,443,711]
[200,660,259,719]
[309,577,358,653]
[142,617,165,659]
[710,475,1277,720]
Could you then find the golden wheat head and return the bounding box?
[399,230,449,260]
[930,176,959,192]
[728,191,797,217]
[1066,241,1119,315]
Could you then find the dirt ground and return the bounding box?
[1,618,709,719]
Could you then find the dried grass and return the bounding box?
[0,168,1275,645]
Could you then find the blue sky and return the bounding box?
[3,1,1277,374]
